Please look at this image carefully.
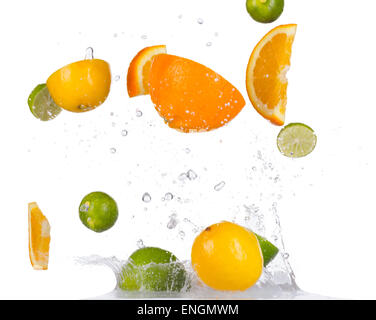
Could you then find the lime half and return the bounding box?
[28,83,62,121]
[277,123,317,158]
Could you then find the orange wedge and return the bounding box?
[246,24,297,126]
[149,54,245,133]
[28,202,51,270]
[127,45,167,97]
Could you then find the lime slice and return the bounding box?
[28,83,62,121]
[277,123,317,158]
[255,234,279,267]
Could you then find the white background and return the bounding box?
[1,0,376,299]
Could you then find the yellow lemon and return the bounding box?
[191,221,263,291]
[47,59,111,113]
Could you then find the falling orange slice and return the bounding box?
[28,202,51,270]
[127,45,167,97]
[246,24,297,126]
[149,54,245,133]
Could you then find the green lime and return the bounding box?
[277,123,317,158]
[255,234,279,267]
[119,247,188,292]
[79,191,118,232]
[246,0,284,23]
[28,83,62,121]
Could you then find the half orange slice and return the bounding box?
[28,202,51,270]
[246,24,297,126]
[127,45,167,97]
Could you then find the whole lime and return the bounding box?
[79,191,118,232]
[246,0,284,23]
[119,247,188,292]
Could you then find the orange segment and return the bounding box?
[246,24,297,126]
[28,202,51,270]
[127,45,167,97]
[149,54,245,133]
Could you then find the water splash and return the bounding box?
[85,47,94,60]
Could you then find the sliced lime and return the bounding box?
[277,123,317,158]
[28,83,62,121]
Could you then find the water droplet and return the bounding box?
[85,47,94,60]
[178,231,185,239]
[164,193,174,201]
[197,18,204,24]
[141,34,147,40]
[110,148,116,154]
[114,75,120,81]
[142,192,151,203]
[136,109,143,117]
[113,33,118,38]
[206,42,212,47]
[110,112,114,116]
[178,14,183,19]
[121,129,128,137]
[80,202,90,212]
[187,169,198,180]
[184,148,191,154]
[167,214,178,229]
[137,239,145,248]
[178,172,188,181]
[283,253,290,259]
[214,181,226,191]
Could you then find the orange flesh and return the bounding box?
[246,24,297,126]
[28,203,50,270]
[127,45,167,97]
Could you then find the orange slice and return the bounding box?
[28,202,51,270]
[246,24,297,126]
[127,45,167,97]
[149,54,245,133]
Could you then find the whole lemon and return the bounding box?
[191,221,263,291]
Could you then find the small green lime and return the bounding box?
[119,247,188,292]
[28,83,62,121]
[277,123,317,158]
[246,0,284,23]
[79,191,118,232]
[255,234,279,267]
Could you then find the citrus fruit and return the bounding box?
[79,191,118,233]
[28,83,62,121]
[119,247,188,292]
[127,45,167,97]
[254,233,279,266]
[277,122,317,158]
[246,24,297,125]
[246,0,284,23]
[149,54,246,133]
[46,59,111,113]
[28,202,51,270]
[191,221,263,291]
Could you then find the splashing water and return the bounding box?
[85,47,94,60]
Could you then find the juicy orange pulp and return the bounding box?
[28,202,51,270]
[127,45,167,97]
[149,54,246,132]
[246,24,297,125]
